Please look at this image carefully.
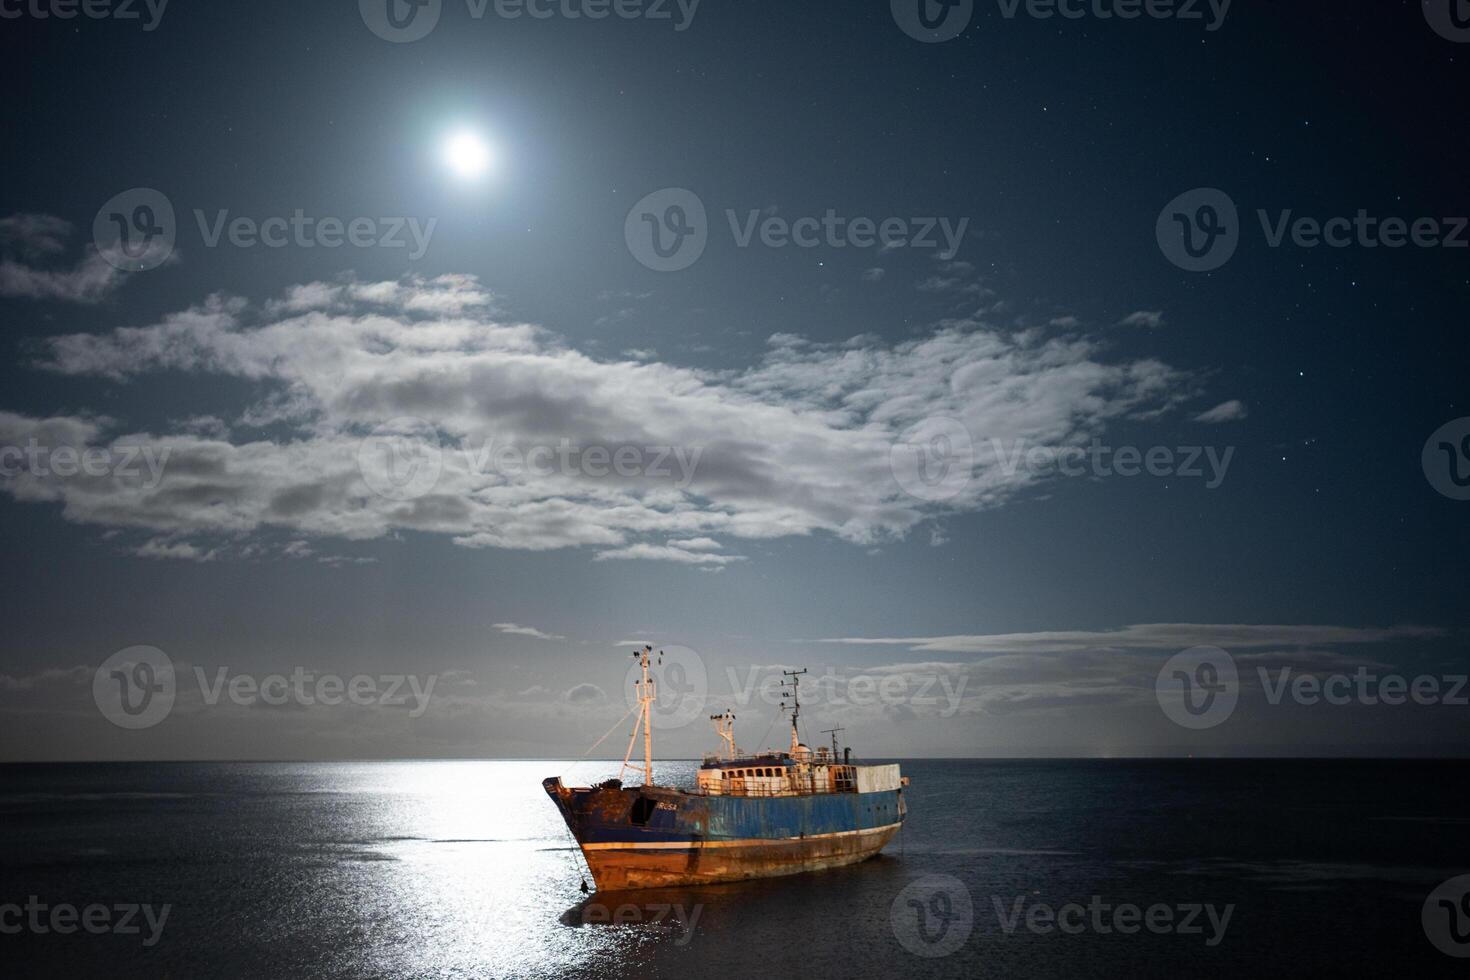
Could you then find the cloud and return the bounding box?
[667,537,722,551]
[1119,310,1165,328]
[804,623,1446,720]
[133,538,215,561]
[1,250,125,304]
[818,623,1445,654]
[564,683,606,704]
[593,308,635,328]
[0,213,72,257]
[0,212,147,304]
[1194,399,1248,424]
[3,274,1203,564]
[861,268,885,282]
[916,275,988,295]
[492,622,565,641]
[593,543,745,566]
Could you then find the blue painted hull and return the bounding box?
[543,777,905,890]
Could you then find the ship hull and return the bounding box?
[581,822,901,890]
[544,777,905,891]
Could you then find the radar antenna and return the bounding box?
[779,668,808,756]
[620,646,661,785]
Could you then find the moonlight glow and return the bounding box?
[442,129,492,179]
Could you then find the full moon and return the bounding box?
[442,129,492,179]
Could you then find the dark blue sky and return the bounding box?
[0,0,1466,760]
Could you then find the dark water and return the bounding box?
[3,759,1469,978]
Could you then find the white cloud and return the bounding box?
[492,622,565,641]
[1194,399,1248,424]
[817,623,1445,654]
[0,213,72,256]
[667,537,722,552]
[0,212,158,304]
[2,274,1203,564]
[1119,310,1165,328]
[593,543,745,565]
[133,538,215,561]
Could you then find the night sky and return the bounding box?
[1,0,1466,760]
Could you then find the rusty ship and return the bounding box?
[543,646,908,891]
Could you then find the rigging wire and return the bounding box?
[754,710,781,754]
[559,703,638,780]
[557,703,639,895]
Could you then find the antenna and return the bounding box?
[709,708,738,760]
[779,668,808,755]
[821,726,844,758]
[620,646,661,785]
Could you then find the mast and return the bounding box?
[621,645,659,785]
[780,668,807,755]
[710,709,738,760]
[821,726,844,758]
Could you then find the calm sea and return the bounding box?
[3,759,1469,978]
